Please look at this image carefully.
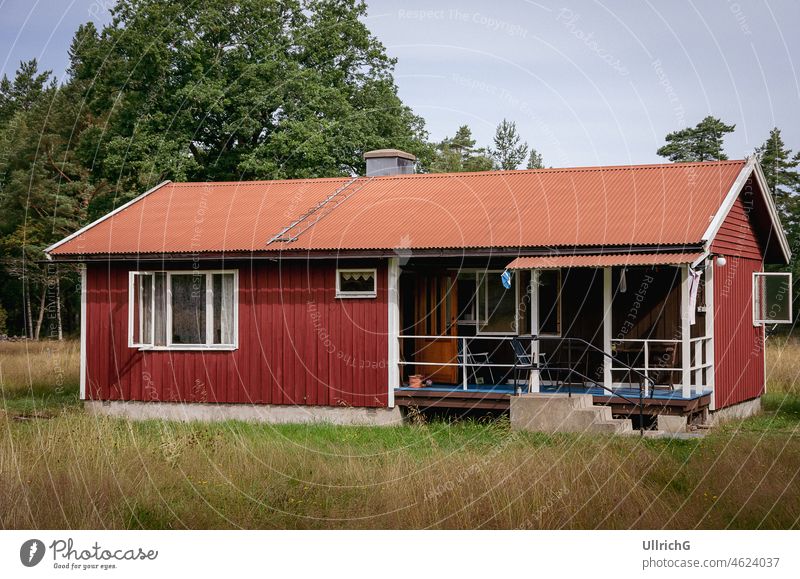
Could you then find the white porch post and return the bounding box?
[705,259,716,410]
[529,269,540,392]
[387,258,400,407]
[680,264,691,398]
[603,267,612,391]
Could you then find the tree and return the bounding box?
[69,0,430,217]
[0,61,98,339]
[656,116,735,162]
[0,59,52,123]
[526,148,544,169]
[429,125,492,173]
[755,127,800,319]
[490,119,528,170]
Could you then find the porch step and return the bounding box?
[510,393,633,435]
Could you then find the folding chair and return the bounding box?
[457,339,495,385]
[510,336,538,394]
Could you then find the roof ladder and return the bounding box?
[267,175,374,244]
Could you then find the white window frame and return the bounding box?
[335,268,377,298]
[752,271,792,325]
[537,268,563,338]
[476,270,520,336]
[128,269,239,351]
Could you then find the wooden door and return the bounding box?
[413,273,458,383]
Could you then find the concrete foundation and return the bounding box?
[707,396,762,426]
[84,400,403,426]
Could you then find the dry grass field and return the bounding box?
[1,339,799,529]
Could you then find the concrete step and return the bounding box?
[510,393,633,435]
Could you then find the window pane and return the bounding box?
[479,274,517,333]
[171,274,206,344]
[154,272,167,346]
[754,273,792,323]
[213,273,235,344]
[339,270,375,294]
[539,270,561,336]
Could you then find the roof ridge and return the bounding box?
[166,159,748,186]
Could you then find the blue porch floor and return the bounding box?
[396,383,711,401]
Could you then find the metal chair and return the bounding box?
[510,336,538,394]
[457,339,495,385]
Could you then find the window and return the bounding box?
[753,272,792,325]
[477,271,518,334]
[538,269,562,336]
[336,268,377,298]
[129,270,238,349]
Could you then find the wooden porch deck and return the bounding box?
[394,384,713,417]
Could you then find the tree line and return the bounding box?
[0,0,798,338]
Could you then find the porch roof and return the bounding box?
[504,252,703,269]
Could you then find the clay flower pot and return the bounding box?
[409,374,425,388]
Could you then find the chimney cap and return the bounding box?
[363,148,416,161]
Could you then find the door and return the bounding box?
[413,272,458,383]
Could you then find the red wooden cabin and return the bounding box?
[46,152,792,426]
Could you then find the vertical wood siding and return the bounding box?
[711,185,765,408]
[85,260,389,407]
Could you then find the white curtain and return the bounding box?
[220,273,234,344]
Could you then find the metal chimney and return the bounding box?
[363,149,416,176]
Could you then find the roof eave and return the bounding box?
[700,158,791,264]
[44,180,172,258]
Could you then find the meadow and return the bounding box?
[1,339,798,529]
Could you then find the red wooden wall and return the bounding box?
[85,260,390,407]
[711,187,765,409]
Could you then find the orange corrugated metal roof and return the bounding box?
[48,160,746,256]
[505,252,703,269]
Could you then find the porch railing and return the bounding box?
[398,335,517,391]
[398,334,662,392]
[398,333,653,434]
[611,337,712,394]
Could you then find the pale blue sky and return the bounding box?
[2,0,798,166]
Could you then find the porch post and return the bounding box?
[387,257,400,407]
[705,258,716,410]
[79,265,87,401]
[603,267,612,391]
[529,269,540,392]
[680,264,691,398]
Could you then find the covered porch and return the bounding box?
[388,252,715,419]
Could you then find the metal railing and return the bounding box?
[398,334,664,435]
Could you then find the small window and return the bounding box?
[538,269,562,337]
[129,270,237,349]
[753,272,792,325]
[336,269,377,298]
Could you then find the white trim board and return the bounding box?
[44,180,172,256]
[701,158,791,263]
[80,266,87,400]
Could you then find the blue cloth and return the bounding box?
[501,269,512,289]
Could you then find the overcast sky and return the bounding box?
[2,0,799,167]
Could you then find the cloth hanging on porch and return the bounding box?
[619,268,627,293]
[501,269,512,289]
[688,268,703,325]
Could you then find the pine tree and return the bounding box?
[526,148,544,169]
[490,119,528,170]
[756,127,800,308]
[429,125,492,173]
[656,116,735,162]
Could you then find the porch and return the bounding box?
[388,254,715,420]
